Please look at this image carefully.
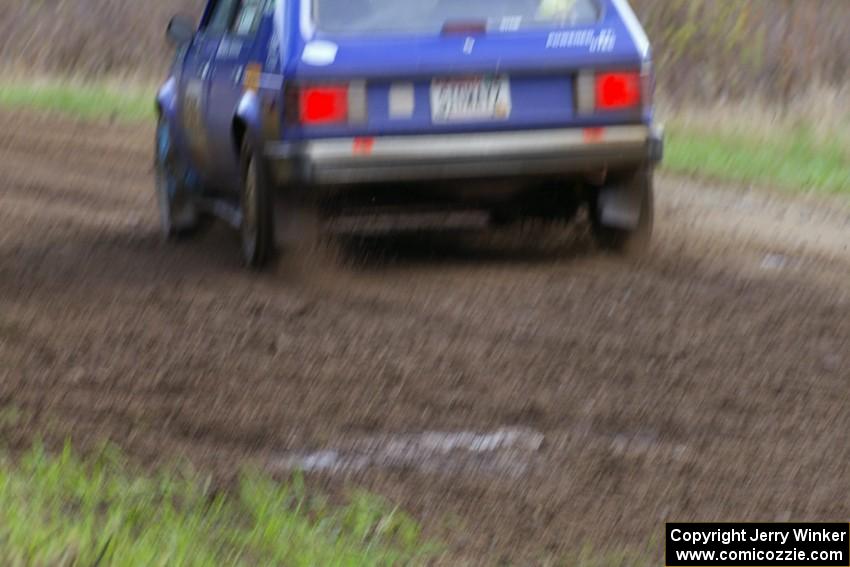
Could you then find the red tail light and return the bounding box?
[596,72,642,111]
[299,85,349,125]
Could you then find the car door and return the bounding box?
[178,36,215,177]
[205,0,269,193]
[178,0,241,188]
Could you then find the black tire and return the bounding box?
[154,115,200,239]
[239,138,276,269]
[589,167,654,257]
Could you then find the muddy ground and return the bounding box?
[0,111,849,564]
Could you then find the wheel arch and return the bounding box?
[232,116,248,158]
[232,91,263,158]
[156,77,179,123]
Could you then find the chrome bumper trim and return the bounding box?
[266,125,660,185]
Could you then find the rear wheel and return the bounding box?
[589,167,654,256]
[239,139,276,269]
[154,116,200,239]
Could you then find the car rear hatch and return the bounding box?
[283,0,649,140]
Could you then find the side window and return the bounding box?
[206,0,240,34]
[232,0,265,36]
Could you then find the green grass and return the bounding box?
[0,80,153,122]
[0,443,435,566]
[664,123,850,194]
[1,79,847,194]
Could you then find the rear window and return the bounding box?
[312,0,601,35]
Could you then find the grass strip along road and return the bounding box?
[1,79,848,194]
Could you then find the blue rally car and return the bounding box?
[157,0,663,268]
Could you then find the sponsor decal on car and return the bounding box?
[301,40,338,66]
[546,28,616,53]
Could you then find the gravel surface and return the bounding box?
[1,111,849,563]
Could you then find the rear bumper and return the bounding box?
[266,124,663,186]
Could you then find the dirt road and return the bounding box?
[1,111,849,563]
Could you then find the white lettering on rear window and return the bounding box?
[546,28,616,52]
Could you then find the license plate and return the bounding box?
[430,76,512,123]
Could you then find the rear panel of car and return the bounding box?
[279,0,649,140]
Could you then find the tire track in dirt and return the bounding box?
[1,110,849,563]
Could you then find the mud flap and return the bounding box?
[596,175,645,230]
[596,127,662,231]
